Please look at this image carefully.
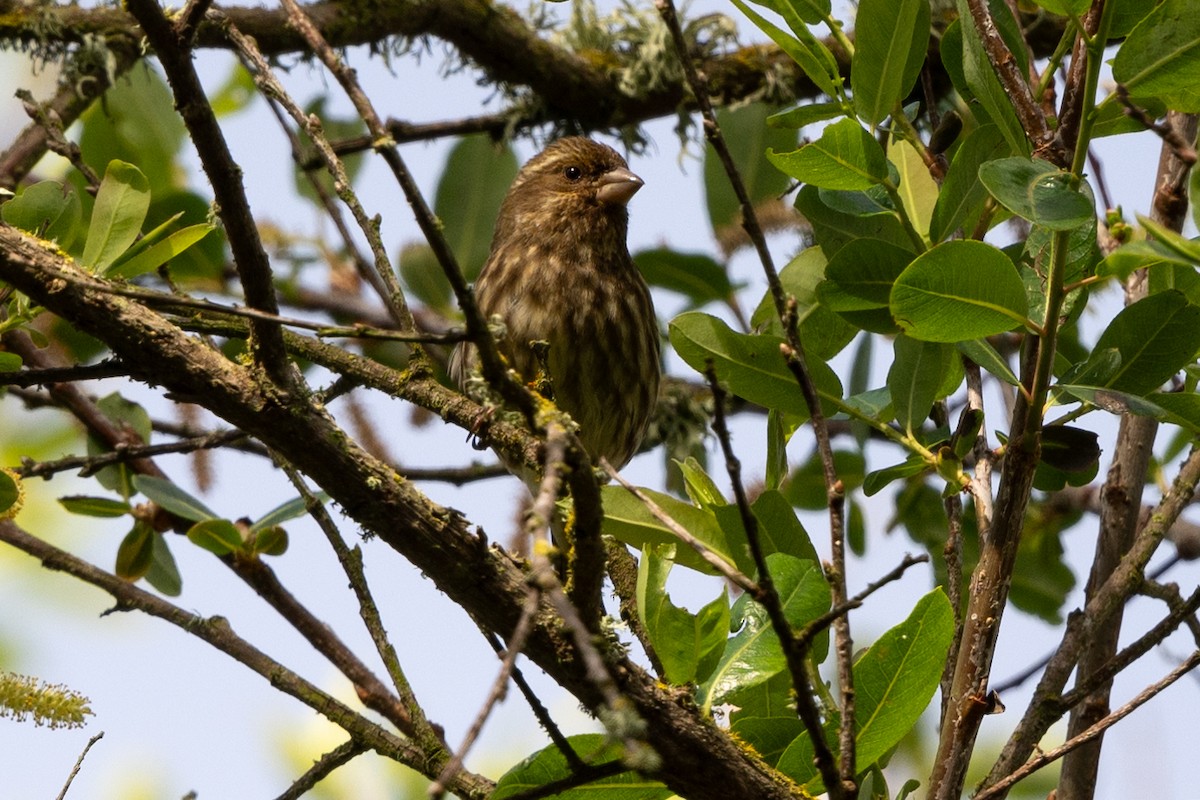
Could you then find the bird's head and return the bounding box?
[494,137,644,244]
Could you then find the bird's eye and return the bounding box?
[564,165,583,181]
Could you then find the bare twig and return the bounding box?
[221,15,414,330]
[0,359,130,387]
[15,429,248,480]
[483,631,586,772]
[55,732,104,800]
[601,460,758,594]
[272,739,368,800]
[430,589,540,798]
[1116,88,1198,166]
[278,464,443,750]
[963,0,1053,155]
[976,650,1200,800]
[126,0,294,386]
[703,363,844,798]
[0,519,483,792]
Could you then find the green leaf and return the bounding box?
[187,518,245,556]
[1040,425,1101,472]
[1096,240,1193,281]
[731,716,807,765]
[208,62,257,117]
[133,475,218,523]
[767,119,888,190]
[676,457,727,509]
[734,1,841,98]
[752,247,857,358]
[705,102,797,235]
[819,237,914,333]
[0,470,19,517]
[249,526,289,557]
[1033,0,1090,15]
[0,352,21,371]
[115,522,155,580]
[1,180,82,248]
[1110,0,1158,37]
[1055,384,1173,420]
[978,157,1095,230]
[784,449,867,509]
[767,101,846,130]
[1149,392,1200,433]
[82,161,151,273]
[88,393,152,499]
[851,0,931,125]
[890,240,1029,341]
[58,496,132,518]
[1113,0,1200,112]
[863,452,928,496]
[777,589,953,788]
[635,249,735,308]
[756,0,831,26]
[1138,214,1200,265]
[398,243,454,314]
[637,545,730,685]
[493,734,671,800]
[957,338,1020,386]
[888,335,953,433]
[750,490,822,568]
[954,0,1032,154]
[105,224,214,279]
[669,311,843,420]
[1085,290,1200,395]
[890,138,937,240]
[144,532,182,596]
[601,484,736,574]
[436,135,518,282]
[794,184,912,257]
[929,124,1010,242]
[250,491,330,532]
[766,409,788,491]
[79,67,185,192]
[143,190,226,281]
[698,554,831,712]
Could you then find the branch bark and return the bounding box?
[0,225,801,800]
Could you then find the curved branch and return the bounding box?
[0,225,802,800]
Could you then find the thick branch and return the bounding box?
[0,225,802,800]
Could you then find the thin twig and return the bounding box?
[600,460,758,594]
[1116,86,1198,166]
[430,588,541,798]
[15,430,249,480]
[221,15,414,330]
[484,631,586,772]
[703,363,844,798]
[795,553,929,652]
[55,732,104,800]
[963,0,1053,155]
[0,519,455,787]
[975,650,1200,800]
[0,359,130,387]
[277,463,443,750]
[126,0,294,385]
[272,739,367,800]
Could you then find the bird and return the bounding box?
[450,136,660,472]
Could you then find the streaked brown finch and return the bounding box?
[452,137,660,470]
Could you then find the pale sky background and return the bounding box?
[1,2,1198,798]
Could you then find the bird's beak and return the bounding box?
[596,167,644,206]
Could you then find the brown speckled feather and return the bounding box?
[451,137,660,468]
